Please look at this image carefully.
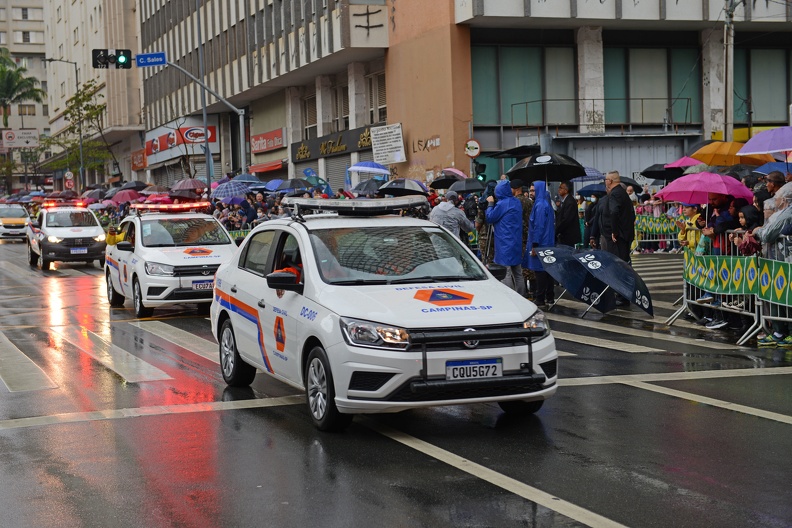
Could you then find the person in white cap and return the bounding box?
[429,190,475,240]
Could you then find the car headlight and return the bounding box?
[47,235,63,243]
[524,310,550,340]
[145,262,175,276]
[94,233,106,242]
[340,317,410,350]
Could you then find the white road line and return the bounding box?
[0,395,305,431]
[560,366,792,386]
[53,326,172,383]
[0,333,58,392]
[639,271,684,279]
[545,312,747,350]
[645,281,685,288]
[556,350,577,357]
[363,419,628,528]
[129,321,219,364]
[552,330,663,353]
[622,380,792,425]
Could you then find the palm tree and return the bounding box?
[0,62,45,128]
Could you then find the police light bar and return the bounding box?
[130,202,212,213]
[42,201,85,208]
[282,196,429,216]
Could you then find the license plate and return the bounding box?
[192,280,214,290]
[8,231,20,235]
[446,359,502,380]
[70,248,88,254]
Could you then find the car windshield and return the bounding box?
[46,211,98,227]
[309,225,488,285]
[141,218,231,247]
[0,208,28,218]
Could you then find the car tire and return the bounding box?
[196,302,211,315]
[27,243,37,267]
[38,251,51,271]
[98,257,106,268]
[106,271,125,307]
[305,346,352,432]
[219,319,256,387]
[132,278,154,318]
[498,399,544,415]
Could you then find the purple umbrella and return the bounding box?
[738,126,792,155]
[211,180,249,199]
[220,195,246,206]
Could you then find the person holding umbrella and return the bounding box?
[485,180,525,295]
[428,190,474,241]
[523,181,555,308]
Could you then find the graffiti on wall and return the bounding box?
[390,0,397,31]
[412,135,441,153]
[353,6,384,36]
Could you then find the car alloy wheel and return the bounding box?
[307,357,328,421]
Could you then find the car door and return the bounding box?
[259,230,304,385]
[115,220,137,297]
[229,229,278,373]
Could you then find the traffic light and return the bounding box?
[91,49,133,69]
[474,161,486,181]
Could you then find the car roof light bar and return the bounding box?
[282,196,429,217]
[130,202,212,216]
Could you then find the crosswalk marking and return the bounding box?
[551,330,663,353]
[638,271,685,278]
[556,350,577,357]
[546,312,748,350]
[129,321,219,364]
[642,280,685,288]
[560,366,792,386]
[53,326,172,383]
[0,332,58,392]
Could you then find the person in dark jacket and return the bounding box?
[599,171,635,263]
[238,199,258,227]
[555,180,581,247]
[523,180,555,307]
[485,180,525,294]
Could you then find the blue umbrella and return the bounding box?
[571,167,604,182]
[753,161,788,176]
[264,179,284,192]
[221,195,246,206]
[29,190,46,196]
[234,172,261,184]
[277,178,312,191]
[18,195,32,203]
[574,249,653,316]
[211,180,249,199]
[348,161,391,176]
[535,245,616,314]
[578,183,606,197]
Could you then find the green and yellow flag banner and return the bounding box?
[683,251,792,305]
[635,215,679,235]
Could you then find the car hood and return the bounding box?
[45,226,104,237]
[314,280,536,328]
[0,217,27,225]
[142,244,236,265]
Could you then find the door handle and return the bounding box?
[257,300,266,308]
[230,286,238,293]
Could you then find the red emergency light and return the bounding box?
[130,202,212,213]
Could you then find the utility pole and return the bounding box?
[724,0,745,142]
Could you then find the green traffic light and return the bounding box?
[117,55,127,64]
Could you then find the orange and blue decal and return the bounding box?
[106,256,126,294]
[184,247,213,256]
[274,316,286,352]
[413,288,474,306]
[214,288,273,373]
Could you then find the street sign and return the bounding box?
[1,129,39,148]
[64,171,74,181]
[464,139,481,159]
[136,52,167,68]
[64,179,74,190]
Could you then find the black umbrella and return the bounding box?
[536,246,616,315]
[277,178,312,191]
[378,178,429,196]
[429,175,464,190]
[716,164,754,180]
[640,163,684,181]
[615,176,643,194]
[234,172,262,185]
[169,190,200,200]
[578,183,607,198]
[353,179,382,194]
[574,250,653,316]
[81,188,106,200]
[490,145,541,159]
[120,180,150,191]
[448,178,486,194]
[506,152,586,182]
[59,190,78,199]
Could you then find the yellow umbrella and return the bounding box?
[690,141,774,166]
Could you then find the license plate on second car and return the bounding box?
[192,280,214,290]
[446,358,502,380]
[70,248,88,254]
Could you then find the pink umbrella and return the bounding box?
[145,194,173,204]
[442,167,467,179]
[102,199,115,207]
[664,156,702,169]
[211,181,220,189]
[110,189,141,204]
[656,172,753,204]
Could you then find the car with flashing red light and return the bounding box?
[210,196,558,432]
[26,202,107,270]
[104,202,236,317]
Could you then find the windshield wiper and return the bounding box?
[388,275,479,284]
[329,279,391,285]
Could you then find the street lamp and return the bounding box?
[44,58,84,192]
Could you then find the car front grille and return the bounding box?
[382,376,547,402]
[173,264,220,277]
[540,359,558,379]
[163,289,214,301]
[62,237,95,247]
[406,322,529,352]
[348,371,395,392]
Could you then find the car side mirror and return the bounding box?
[116,241,133,252]
[266,271,304,294]
[487,263,508,281]
[235,236,245,246]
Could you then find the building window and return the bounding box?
[303,94,317,140]
[0,32,5,45]
[22,32,30,43]
[42,105,48,116]
[19,104,35,116]
[367,72,386,124]
[332,85,349,132]
[21,8,28,20]
[734,48,789,125]
[16,57,28,69]
[0,8,6,21]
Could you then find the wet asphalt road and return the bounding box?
[0,238,790,528]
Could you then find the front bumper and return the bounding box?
[139,275,215,306]
[0,224,27,239]
[329,331,558,414]
[40,241,107,262]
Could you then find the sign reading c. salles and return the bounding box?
[135,52,167,67]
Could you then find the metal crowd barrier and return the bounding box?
[633,202,682,253]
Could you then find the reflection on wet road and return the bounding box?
[0,240,790,527]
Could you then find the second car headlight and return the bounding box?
[340,317,410,350]
[145,262,175,276]
[94,233,106,242]
[47,235,63,243]
[524,310,550,340]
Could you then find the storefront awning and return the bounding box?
[249,160,284,173]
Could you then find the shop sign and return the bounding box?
[251,128,285,154]
[290,125,375,163]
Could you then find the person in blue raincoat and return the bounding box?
[523,180,556,308]
[485,180,525,294]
